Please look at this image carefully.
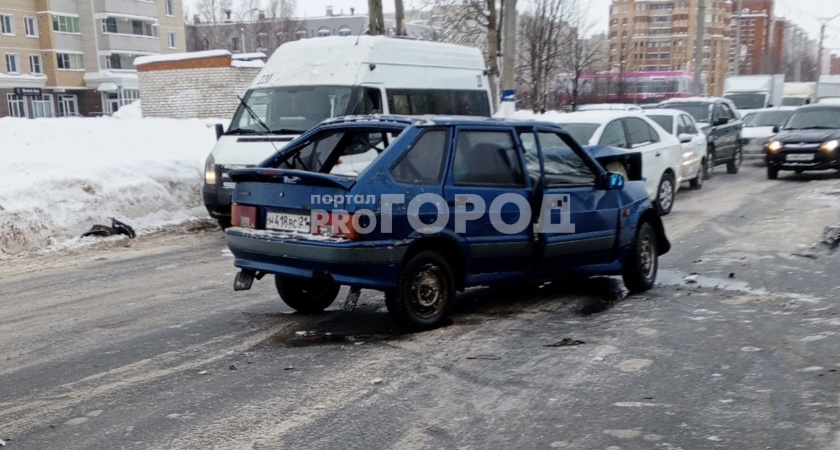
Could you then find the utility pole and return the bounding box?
[394,0,405,36]
[693,0,705,95]
[500,0,517,116]
[817,13,840,78]
[367,0,385,35]
[733,0,742,75]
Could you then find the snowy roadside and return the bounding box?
[0,105,228,257]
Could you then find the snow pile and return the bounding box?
[134,49,230,66]
[112,100,142,119]
[0,116,225,256]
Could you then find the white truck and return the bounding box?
[781,82,817,106]
[202,36,494,228]
[723,74,784,113]
[817,75,840,103]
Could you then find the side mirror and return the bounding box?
[678,133,693,143]
[714,117,729,126]
[602,171,625,190]
[215,123,225,140]
[772,125,780,133]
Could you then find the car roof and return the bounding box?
[321,114,564,129]
[747,106,798,112]
[661,96,726,104]
[791,104,840,111]
[644,108,689,117]
[579,103,640,110]
[551,110,647,124]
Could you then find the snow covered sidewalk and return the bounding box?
[0,109,224,256]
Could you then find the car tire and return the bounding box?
[767,166,779,180]
[727,144,742,174]
[622,221,659,293]
[705,147,715,180]
[385,251,455,331]
[690,159,706,190]
[655,173,675,216]
[275,275,340,314]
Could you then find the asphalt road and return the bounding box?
[1,164,839,450]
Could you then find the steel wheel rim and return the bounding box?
[735,147,742,168]
[410,264,446,319]
[640,235,656,279]
[659,179,673,211]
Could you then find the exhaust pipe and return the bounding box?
[234,270,265,290]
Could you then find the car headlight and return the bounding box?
[204,154,217,185]
[767,140,783,152]
[820,140,838,152]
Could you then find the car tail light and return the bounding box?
[314,212,360,240]
[232,204,258,229]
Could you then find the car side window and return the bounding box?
[681,115,698,134]
[645,122,660,143]
[676,116,688,135]
[391,129,448,185]
[720,104,734,120]
[535,132,595,186]
[598,120,628,148]
[624,118,654,147]
[453,130,525,187]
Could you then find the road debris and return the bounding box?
[370,377,383,385]
[684,275,699,283]
[229,365,237,371]
[198,369,217,375]
[0,438,5,446]
[283,366,294,371]
[81,218,136,239]
[466,355,501,360]
[823,225,840,249]
[544,338,585,347]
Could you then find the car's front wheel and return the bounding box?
[690,159,706,190]
[275,275,340,314]
[622,221,659,293]
[767,166,779,180]
[727,144,743,174]
[385,251,455,331]
[655,173,675,216]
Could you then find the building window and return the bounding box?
[103,17,117,33]
[53,15,80,33]
[295,29,308,40]
[165,0,175,16]
[57,53,84,70]
[7,94,27,117]
[317,27,331,37]
[24,17,38,37]
[5,54,19,74]
[168,31,177,48]
[1,15,13,35]
[106,54,121,69]
[231,36,240,52]
[29,55,42,73]
[256,32,268,49]
[32,94,54,118]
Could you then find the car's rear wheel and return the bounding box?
[690,159,706,190]
[622,222,658,293]
[767,166,779,180]
[275,275,340,314]
[655,173,675,216]
[706,148,715,180]
[727,144,742,174]
[385,251,455,331]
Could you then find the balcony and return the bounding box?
[93,0,157,19]
[99,33,160,54]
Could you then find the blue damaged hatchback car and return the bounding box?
[226,116,670,331]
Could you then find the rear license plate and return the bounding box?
[222,181,236,189]
[266,212,310,233]
[786,153,814,161]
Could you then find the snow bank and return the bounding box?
[0,116,227,256]
[134,49,230,66]
[112,100,142,119]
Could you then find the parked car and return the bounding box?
[225,115,670,331]
[551,111,684,215]
[578,103,643,112]
[644,108,709,190]
[765,104,840,179]
[739,107,796,159]
[658,97,744,176]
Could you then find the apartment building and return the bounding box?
[728,0,772,75]
[607,0,732,96]
[0,0,185,118]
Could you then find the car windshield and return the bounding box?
[782,109,840,130]
[228,86,381,135]
[665,103,711,123]
[647,115,673,134]
[724,93,766,110]
[558,123,599,144]
[743,110,794,127]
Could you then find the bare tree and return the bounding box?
[395,0,406,36]
[560,2,602,110]
[419,0,502,107]
[368,0,386,35]
[196,0,233,24]
[267,0,296,19]
[515,0,568,112]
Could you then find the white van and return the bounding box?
[203,36,493,227]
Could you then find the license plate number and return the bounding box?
[786,153,814,161]
[266,212,310,233]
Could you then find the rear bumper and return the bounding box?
[225,228,405,290]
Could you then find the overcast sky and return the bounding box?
[209,0,840,54]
